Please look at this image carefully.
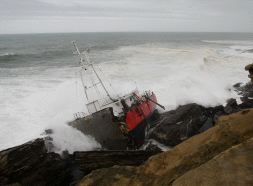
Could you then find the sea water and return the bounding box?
[1,32,253,152]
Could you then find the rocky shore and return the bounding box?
[1,82,253,186]
[0,139,159,186]
[79,108,253,186]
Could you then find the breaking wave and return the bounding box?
[1,35,253,153]
[0,52,17,57]
[202,40,253,45]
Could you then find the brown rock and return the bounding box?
[245,63,253,71]
[78,109,253,186]
[245,63,253,82]
[0,139,71,186]
[172,137,253,186]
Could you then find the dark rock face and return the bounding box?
[234,82,253,98]
[233,82,243,88]
[141,140,164,152]
[0,138,160,186]
[245,63,253,82]
[148,103,224,146]
[224,98,240,114]
[0,139,72,186]
[234,82,253,109]
[148,82,253,147]
[73,150,159,175]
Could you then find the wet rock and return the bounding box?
[209,105,226,123]
[245,63,253,82]
[233,82,243,88]
[140,140,165,152]
[40,129,55,152]
[0,138,160,186]
[234,82,253,109]
[0,139,72,186]
[73,150,159,175]
[240,82,253,98]
[148,103,224,146]
[234,82,253,97]
[224,98,239,114]
[239,97,253,109]
[198,118,213,133]
[44,136,55,152]
[144,143,162,152]
[44,129,53,135]
[231,81,253,111]
[78,109,253,186]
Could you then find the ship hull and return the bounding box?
[69,108,128,150]
[69,93,158,150]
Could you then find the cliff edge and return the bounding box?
[78,109,253,186]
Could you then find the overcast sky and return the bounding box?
[0,0,253,34]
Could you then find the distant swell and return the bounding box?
[0,53,18,58]
[0,50,71,67]
[0,52,16,57]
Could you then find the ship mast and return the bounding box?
[72,41,115,102]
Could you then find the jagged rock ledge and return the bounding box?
[0,139,159,186]
[148,82,253,147]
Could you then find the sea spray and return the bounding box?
[0,33,252,152]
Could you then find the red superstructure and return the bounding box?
[125,92,157,131]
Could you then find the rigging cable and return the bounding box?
[97,64,119,99]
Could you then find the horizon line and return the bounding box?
[1,31,253,36]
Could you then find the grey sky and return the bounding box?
[0,0,253,34]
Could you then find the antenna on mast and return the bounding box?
[72,41,116,102]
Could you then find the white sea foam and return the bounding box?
[202,40,253,45]
[102,44,250,110]
[0,41,252,152]
[0,52,16,57]
[215,45,253,59]
[0,67,100,152]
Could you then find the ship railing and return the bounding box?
[73,112,88,120]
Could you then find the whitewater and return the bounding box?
[0,32,253,153]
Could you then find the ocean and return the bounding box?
[1,32,253,152]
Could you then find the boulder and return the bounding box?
[0,139,71,186]
[245,63,253,82]
[233,82,243,88]
[239,82,253,98]
[148,103,224,146]
[78,108,253,186]
[233,82,253,109]
[245,63,253,70]
[224,98,240,114]
[239,97,253,109]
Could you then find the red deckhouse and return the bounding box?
[126,92,157,131]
